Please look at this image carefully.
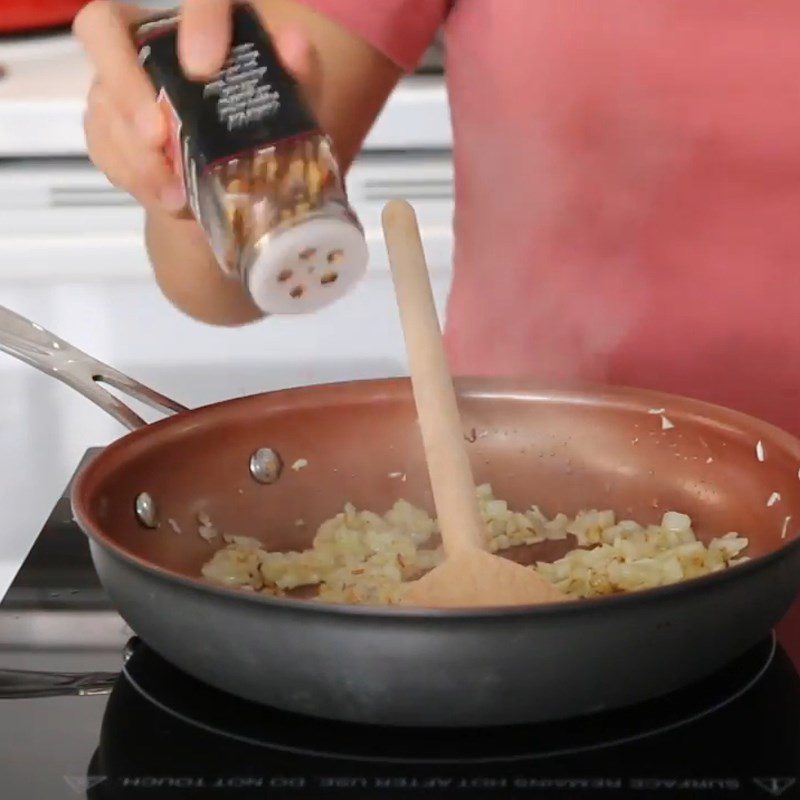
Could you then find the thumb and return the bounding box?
[178,0,233,79]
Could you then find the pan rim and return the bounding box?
[84,528,800,620]
[72,376,800,619]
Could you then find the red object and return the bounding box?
[0,0,90,33]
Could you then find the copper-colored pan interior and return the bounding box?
[74,379,800,592]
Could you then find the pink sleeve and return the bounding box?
[293,0,449,72]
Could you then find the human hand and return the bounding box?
[74,0,318,213]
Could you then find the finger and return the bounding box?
[111,114,186,212]
[273,25,321,107]
[85,88,184,212]
[274,25,322,102]
[84,84,130,188]
[178,0,232,79]
[73,0,164,145]
[273,25,315,82]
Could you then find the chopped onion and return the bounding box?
[201,484,751,605]
[662,511,691,532]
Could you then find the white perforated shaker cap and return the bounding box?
[247,216,368,315]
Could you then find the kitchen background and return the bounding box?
[0,1,454,597]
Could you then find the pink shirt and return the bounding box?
[299,0,800,435]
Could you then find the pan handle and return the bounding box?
[0,305,187,431]
[0,667,117,698]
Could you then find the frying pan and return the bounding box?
[3,304,800,727]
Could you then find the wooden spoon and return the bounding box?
[381,200,567,608]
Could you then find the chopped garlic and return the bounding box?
[197,511,218,542]
[291,458,309,471]
[198,524,218,542]
[662,511,691,532]
[647,409,674,429]
[756,441,765,462]
[767,491,781,508]
[167,518,182,534]
[782,516,792,540]
[202,485,751,605]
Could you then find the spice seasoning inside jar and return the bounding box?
[136,4,368,315]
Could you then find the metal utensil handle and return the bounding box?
[0,306,187,431]
[0,667,117,698]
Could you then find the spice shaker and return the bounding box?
[135,4,368,315]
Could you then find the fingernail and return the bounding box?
[159,183,185,213]
[182,34,218,78]
[277,28,311,77]
[135,105,163,143]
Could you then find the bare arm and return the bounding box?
[76,0,402,325]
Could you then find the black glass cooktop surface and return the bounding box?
[1,450,799,799]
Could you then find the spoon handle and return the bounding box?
[382,200,485,554]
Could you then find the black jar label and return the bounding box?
[136,3,319,172]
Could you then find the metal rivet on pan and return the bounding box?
[249,448,282,484]
[122,638,139,664]
[134,492,159,529]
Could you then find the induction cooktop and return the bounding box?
[1,449,799,799]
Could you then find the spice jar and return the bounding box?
[135,4,368,315]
